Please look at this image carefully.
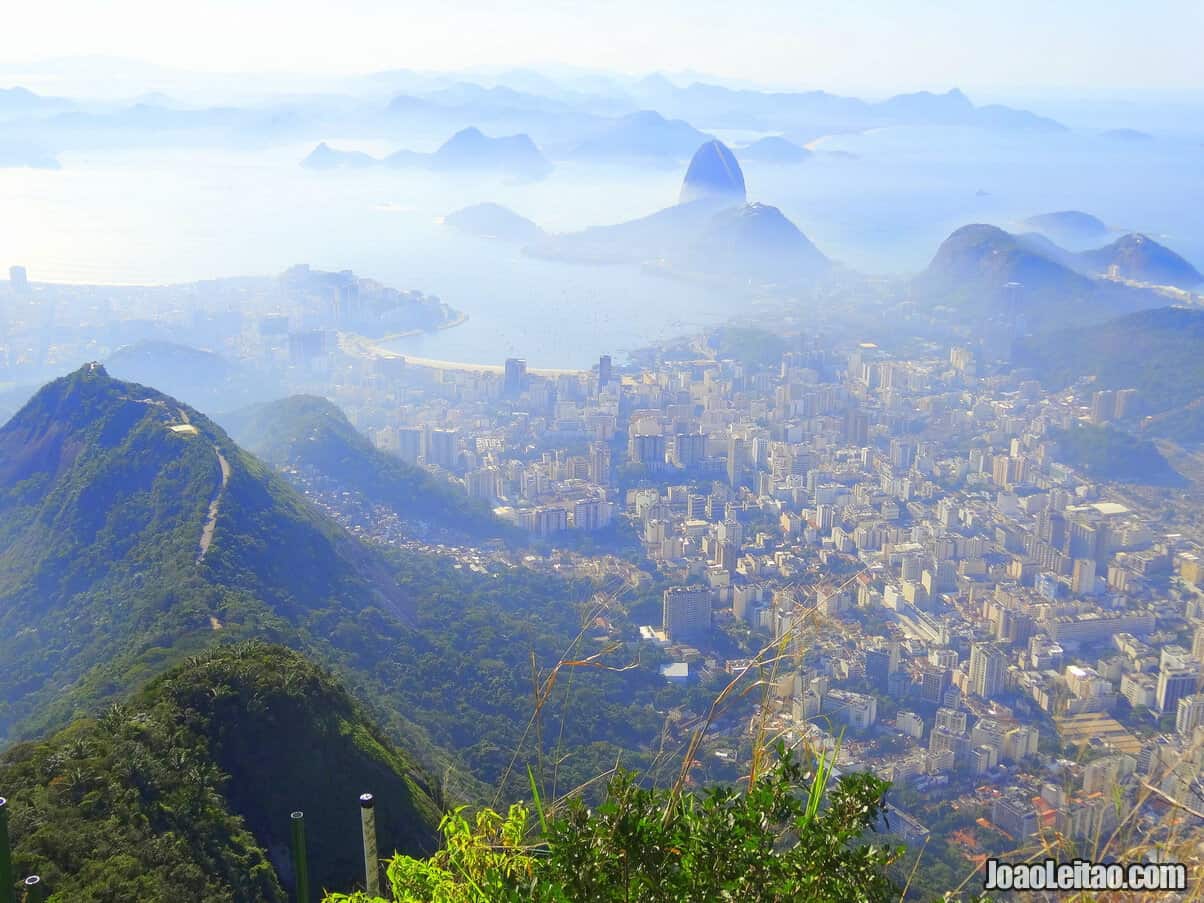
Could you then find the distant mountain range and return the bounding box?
[0,76,1136,177]
[625,83,1065,137]
[302,126,552,179]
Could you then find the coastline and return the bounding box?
[365,309,471,343]
[338,325,587,377]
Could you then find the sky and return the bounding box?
[2,0,1203,98]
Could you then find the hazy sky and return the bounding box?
[3,0,1203,97]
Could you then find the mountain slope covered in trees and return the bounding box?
[221,394,512,541]
[0,643,440,901]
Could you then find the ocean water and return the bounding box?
[1,126,1200,368]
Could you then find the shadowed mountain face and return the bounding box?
[0,365,420,741]
[679,139,747,205]
[920,224,1093,295]
[1015,306,1204,444]
[221,394,513,540]
[0,643,440,900]
[1077,233,1203,289]
[687,203,829,282]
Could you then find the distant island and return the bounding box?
[302,127,552,179]
[444,202,546,242]
[301,142,377,170]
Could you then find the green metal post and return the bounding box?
[359,793,379,897]
[21,876,45,903]
[0,798,13,903]
[290,811,310,903]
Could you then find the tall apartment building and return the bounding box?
[662,586,712,642]
[969,642,1006,699]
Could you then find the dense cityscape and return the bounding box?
[9,251,1202,887]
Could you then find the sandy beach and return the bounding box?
[338,332,586,376]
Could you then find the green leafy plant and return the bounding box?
[323,742,903,903]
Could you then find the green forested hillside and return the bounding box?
[0,643,440,902]
[1016,306,1204,443]
[1050,423,1184,486]
[222,394,513,540]
[0,365,418,742]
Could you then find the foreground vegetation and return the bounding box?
[324,743,903,903]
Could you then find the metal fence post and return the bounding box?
[290,811,310,903]
[359,793,379,897]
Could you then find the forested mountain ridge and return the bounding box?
[0,364,419,743]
